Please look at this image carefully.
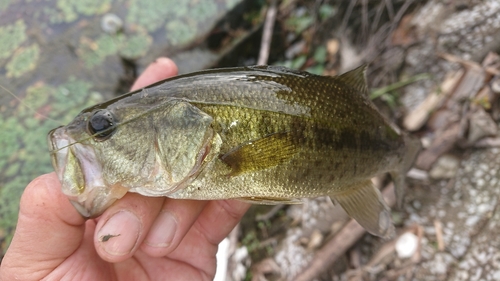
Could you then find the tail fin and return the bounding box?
[391,134,421,208]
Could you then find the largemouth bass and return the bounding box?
[48,65,420,238]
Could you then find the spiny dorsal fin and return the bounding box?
[337,64,369,97]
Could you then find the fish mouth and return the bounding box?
[48,126,69,184]
[47,127,126,218]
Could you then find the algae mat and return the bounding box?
[0,0,242,255]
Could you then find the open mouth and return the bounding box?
[47,126,128,218]
[47,126,70,184]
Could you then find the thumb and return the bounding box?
[0,172,86,280]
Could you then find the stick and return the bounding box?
[292,184,396,281]
[257,0,278,65]
[433,220,445,251]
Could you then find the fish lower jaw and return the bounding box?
[69,183,129,218]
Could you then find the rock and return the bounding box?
[429,154,460,180]
[395,232,418,259]
[101,13,123,34]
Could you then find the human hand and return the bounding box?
[0,58,251,281]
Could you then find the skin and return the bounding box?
[0,57,251,281]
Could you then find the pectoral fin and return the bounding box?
[331,180,394,238]
[220,132,297,175]
[237,197,302,205]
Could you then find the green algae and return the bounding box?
[165,20,197,46]
[0,0,247,256]
[77,34,119,68]
[0,78,103,253]
[126,0,173,32]
[0,19,27,60]
[56,0,111,23]
[118,32,153,59]
[0,0,12,12]
[6,44,40,78]
[78,31,154,68]
[190,1,217,22]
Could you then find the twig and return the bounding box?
[385,0,414,46]
[433,220,445,251]
[257,0,278,65]
[340,0,357,33]
[256,204,285,221]
[371,0,386,34]
[474,137,500,147]
[361,0,368,41]
[292,184,397,281]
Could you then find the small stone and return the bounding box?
[468,107,498,143]
[101,13,123,34]
[395,232,419,259]
[233,246,249,262]
[491,76,500,94]
[429,154,460,179]
[307,229,323,250]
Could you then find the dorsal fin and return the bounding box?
[337,64,369,97]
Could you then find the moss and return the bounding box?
[77,34,119,68]
[126,0,175,32]
[165,20,197,46]
[6,44,40,78]
[0,177,26,253]
[56,0,111,23]
[26,84,51,107]
[0,0,12,12]
[0,20,27,60]
[3,162,20,178]
[0,77,103,254]
[0,117,20,173]
[190,1,217,23]
[78,29,155,67]
[118,32,153,59]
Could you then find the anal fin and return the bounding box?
[237,197,302,205]
[331,180,394,238]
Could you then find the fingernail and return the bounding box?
[156,57,172,65]
[97,211,141,256]
[144,211,177,248]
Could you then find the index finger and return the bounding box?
[131,58,178,91]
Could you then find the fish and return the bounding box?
[47,65,420,238]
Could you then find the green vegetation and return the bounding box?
[0,78,103,253]
[0,19,26,59]
[6,43,40,78]
[56,0,111,23]
[370,73,431,108]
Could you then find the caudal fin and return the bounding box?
[331,180,395,238]
[391,134,421,208]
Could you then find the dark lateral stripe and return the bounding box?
[307,127,399,152]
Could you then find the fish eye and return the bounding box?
[87,110,116,140]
